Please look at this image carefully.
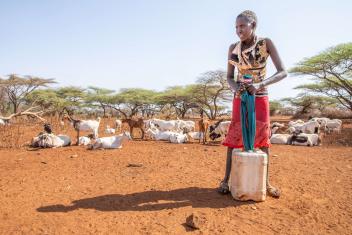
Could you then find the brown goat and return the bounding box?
[122,118,145,139]
[198,118,210,144]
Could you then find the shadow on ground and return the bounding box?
[37,187,255,212]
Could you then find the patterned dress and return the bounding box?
[222,37,271,149]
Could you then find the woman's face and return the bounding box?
[236,17,254,41]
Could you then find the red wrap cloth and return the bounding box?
[222,96,271,149]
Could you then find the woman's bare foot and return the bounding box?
[267,185,281,198]
[217,181,230,195]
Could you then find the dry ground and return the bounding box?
[0,118,351,234]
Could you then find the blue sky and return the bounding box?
[1,0,351,100]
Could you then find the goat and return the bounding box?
[288,120,320,134]
[64,114,101,145]
[59,120,65,129]
[149,118,180,132]
[122,118,145,139]
[105,125,116,134]
[143,119,152,129]
[186,131,204,141]
[44,123,53,134]
[31,133,71,148]
[270,134,292,145]
[310,117,342,134]
[169,133,188,144]
[209,119,231,140]
[325,119,342,133]
[290,132,322,146]
[145,128,175,141]
[271,122,285,134]
[176,120,195,133]
[115,119,122,132]
[198,118,209,144]
[288,119,305,127]
[78,134,94,146]
[88,132,132,150]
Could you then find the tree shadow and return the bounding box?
[37,187,255,213]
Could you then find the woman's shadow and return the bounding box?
[37,187,255,213]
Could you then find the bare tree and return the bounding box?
[0,106,46,124]
[0,74,56,113]
[191,70,232,119]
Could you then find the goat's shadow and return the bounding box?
[37,187,255,213]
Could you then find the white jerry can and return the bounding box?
[229,149,268,202]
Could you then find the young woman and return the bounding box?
[219,10,287,198]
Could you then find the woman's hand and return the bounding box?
[246,84,257,95]
[236,82,247,94]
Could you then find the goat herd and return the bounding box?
[27,115,343,150]
[270,117,342,146]
[30,116,210,150]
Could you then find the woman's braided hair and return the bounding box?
[237,10,257,29]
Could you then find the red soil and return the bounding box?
[0,118,351,234]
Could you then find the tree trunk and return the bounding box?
[103,106,106,117]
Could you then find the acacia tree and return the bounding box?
[26,88,67,116]
[269,100,283,116]
[281,94,337,117]
[157,85,196,118]
[85,86,115,117]
[290,43,352,111]
[190,70,232,119]
[55,86,86,114]
[108,88,157,118]
[0,74,56,113]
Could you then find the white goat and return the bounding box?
[0,119,5,126]
[115,119,122,132]
[31,133,71,148]
[291,133,321,146]
[57,134,71,146]
[270,134,292,145]
[88,132,132,150]
[176,120,195,133]
[169,133,188,144]
[105,125,116,134]
[146,128,175,141]
[271,122,285,128]
[78,135,94,146]
[271,126,280,135]
[150,119,179,132]
[325,119,342,133]
[288,119,305,126]
[271,122,285,135]
[288,120,320,134]
[311,117,330,126]
[187,131,204,141]
[65,115,101,145]
[143,119,152,129]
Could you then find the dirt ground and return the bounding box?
[0,118,351,234]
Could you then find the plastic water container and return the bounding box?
[229,149,268,202]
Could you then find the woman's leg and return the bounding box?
[260,146,281,198]
[223,147,233,183]
[218,147,233,194]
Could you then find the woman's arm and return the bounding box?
[260,38,288,87]
[247,38,288,94]
[227,44,239,93]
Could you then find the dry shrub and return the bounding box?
[322,122,352,147]
[321,108,352,119]
[0,124,24,148]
